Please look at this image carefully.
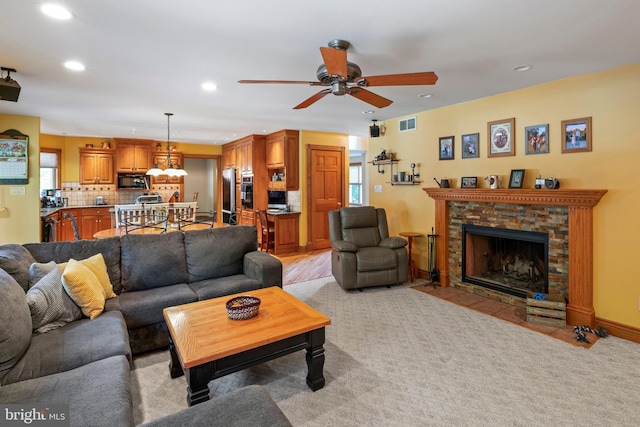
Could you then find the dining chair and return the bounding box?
[167,202,198,229]
[115,204,168,234]
[256,209,275,253]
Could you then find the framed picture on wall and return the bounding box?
[461,133,479,159]
[525,124,549,155]
[561,117,592,153]
[461,177,478,188]
[439,136,454,160]
[487,118,515,157]
[508,169,525,189]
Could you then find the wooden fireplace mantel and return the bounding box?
[423,188,607,327]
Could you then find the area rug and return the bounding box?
[131,278,640,426]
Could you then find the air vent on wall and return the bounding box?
[399,117,416,132]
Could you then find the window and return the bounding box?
[40,149,61,192]
[349,162,362,205]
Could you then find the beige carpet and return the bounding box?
[131,278,640,426]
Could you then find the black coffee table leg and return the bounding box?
[168,335,183,379]
[306,327,326,391]
[186,363,213,406]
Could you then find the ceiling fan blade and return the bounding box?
[358,71,438,87]
[320,47,347,78]
[349,87,393,108]
[293,89,332,109]
[238,79,322,85]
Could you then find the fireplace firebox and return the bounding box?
[462,225,549,298]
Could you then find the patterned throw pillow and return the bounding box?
[26,267,82,334]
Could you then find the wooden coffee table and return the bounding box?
[163,286,331,406]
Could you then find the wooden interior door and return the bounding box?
[307,145,345,250]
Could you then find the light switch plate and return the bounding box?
[374,185,382,193]
[9,186,25,196]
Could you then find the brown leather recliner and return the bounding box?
[328,206,408,290]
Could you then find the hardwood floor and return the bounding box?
[276,249,332,285]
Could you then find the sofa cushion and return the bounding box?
[1,310,131,385]
[189,274,262,301]
[118,284,196,329]
[26,266,82,334]
[139,385,291,427]
[0,355,134,427]
[120,232,187,292]
[184,226,258,283]
[62,259,106,319]
[356,247,398,272]
[0,269,32,381]
[25,237,122,294]
[0,244,36,291]
[28,260,58,288]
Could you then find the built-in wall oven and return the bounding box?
[240,175,253,209]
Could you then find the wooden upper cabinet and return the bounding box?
[79,148,115,184]
[222,145,237,169]
[266,130,299,191]
[114,138,153,172]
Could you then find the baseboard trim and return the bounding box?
[595,317,640,344]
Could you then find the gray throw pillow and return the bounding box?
[0,244,36,291]
[28,261,58,289]
[26,267,82,334]
[0,269,32,380]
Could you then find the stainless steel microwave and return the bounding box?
[117,173,149,189]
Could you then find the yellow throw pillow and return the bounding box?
[61,259,105,319]
[79,254,116,299]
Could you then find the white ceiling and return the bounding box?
[1,1,640,145]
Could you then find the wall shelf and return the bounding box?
[388,180,423,186]
[368,157,420,185]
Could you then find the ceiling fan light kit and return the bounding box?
[239,39,438,109]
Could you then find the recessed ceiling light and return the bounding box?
[201,82,218,91]
[64,60,85,71]
[418,93,433,98]
[41,4,73,20]
[362,110,375,114]
[513,65,532,72]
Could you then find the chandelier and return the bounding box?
[146,113,187,177]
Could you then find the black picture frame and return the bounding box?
[461,133,479,159]
[461,177,478,188]
[439,136,454,160]
[508,169,525,189]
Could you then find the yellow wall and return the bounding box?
[0,114,41,244]
[369,62,640,328]
[299,130,350,246]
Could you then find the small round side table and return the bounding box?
[399,231,422,282]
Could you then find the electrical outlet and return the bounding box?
[374,185,383,193]
[0,207,9,218]
[9,186,25,196]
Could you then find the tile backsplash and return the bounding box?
[60,182,182,206]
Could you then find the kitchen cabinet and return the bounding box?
[266,212,300,255]
[79,148,115,185]
[114,138,153,172]
[79,207,111,240]
[239,208,255,226]
[237,140,253,175]
[150,152,184,184]
[266,130,299,191]
[58,209,81,241]
[222,145,237,169]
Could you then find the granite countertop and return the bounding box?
[266,209,300,216]
[40,205,114,217]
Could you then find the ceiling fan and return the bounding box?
[238,39,438,109]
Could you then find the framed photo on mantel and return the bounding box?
[487,118,515,158]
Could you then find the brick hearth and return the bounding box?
[423,188,607,327]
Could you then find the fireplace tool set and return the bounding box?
[424,227,439,288]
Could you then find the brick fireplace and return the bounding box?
[423,188,607,327]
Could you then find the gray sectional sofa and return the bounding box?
[0,226,291,427]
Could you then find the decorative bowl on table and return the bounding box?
[226,296,261,320]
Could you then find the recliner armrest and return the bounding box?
[332,240,358,252]
[379,236,408,249]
